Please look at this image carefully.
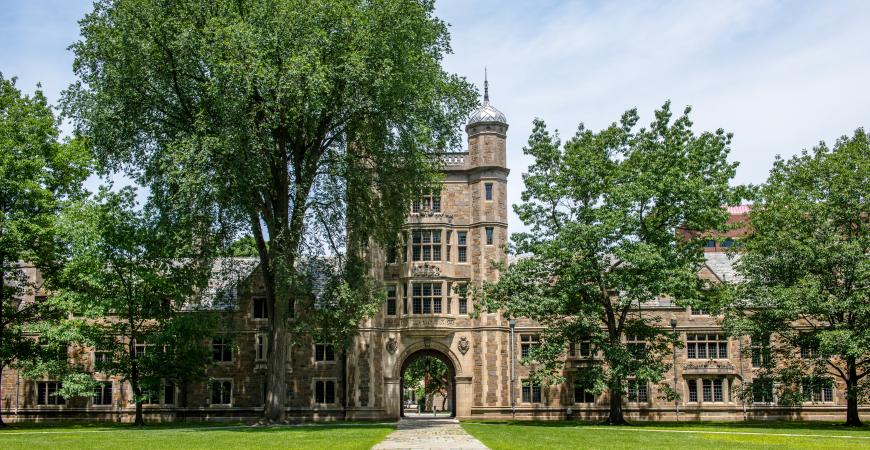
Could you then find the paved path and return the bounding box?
[372,418,489,450]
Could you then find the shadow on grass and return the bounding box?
[0,421,396,433]
[461,420,870,433]
[186,423,395,434]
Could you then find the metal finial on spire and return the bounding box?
[484,67,489,103]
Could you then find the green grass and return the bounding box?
[0,421,395,450]
[461,420,870,450]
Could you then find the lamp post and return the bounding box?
[670,318,680,421]
[509,319,517,419]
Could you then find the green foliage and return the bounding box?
[47,188,218,424]
[723,129,869,425]
[63,0,476,421]
[478,102,739,423]
[228,236,260,257]
[403,356,449,409]
[0,73,90,424]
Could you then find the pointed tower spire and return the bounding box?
[484,67,490,103]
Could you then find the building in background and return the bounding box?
[1,82,863,423]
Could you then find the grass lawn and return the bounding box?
[461,420,870,450]
[0,421,395,450]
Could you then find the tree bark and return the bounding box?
[606,382,628,425]
[846,357,863,426]
[0,262,6,427]
[130,375,145,426]
[129,338,145,426]
[0,365,6,427]
[342,349,348,420]
[263,305,288,423]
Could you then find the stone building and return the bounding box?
[1,81,865,423]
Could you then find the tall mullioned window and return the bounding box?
[751,335,772,368]
[93,382,112,406]
[314,380,336,404]
[255,334,267,361]
[412,283,442,314]
[573,380,595,403]
[520,334,539,358]
[484,183,493,201]
[386,285,397,316]
[253,297,268,319]
[687,334,728,359]
[626,335,646,361]
[802,379,833,402]
[210,380,232,405]
[457,231,468,262]
[314,344,335,362]
[627,380,648,402]
[212,337,232,362]
[37,381,64,405]
[485,227,494,245]
[457,284,468,315]
[521,379,542,403]
[702,379,724,402]
[411,229,441,261]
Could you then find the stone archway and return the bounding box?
[399,349,457,418]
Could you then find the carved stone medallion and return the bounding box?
[457,336,470,355]
[385,337,398,355]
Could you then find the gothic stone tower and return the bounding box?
[345,76,510,419]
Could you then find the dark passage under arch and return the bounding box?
[399,349,457,418]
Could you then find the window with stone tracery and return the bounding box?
[411,282,442,314]
[411,229,442,261]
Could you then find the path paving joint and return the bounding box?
[372,417,488,450]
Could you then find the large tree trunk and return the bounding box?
[129,338,145,426]
[342,350,348,420]
[264,307,288,423]
[0,365,6,427]
[0,264,5,427]
[130,376,145,426]
[846,358,863,427]
[606,383,628,425]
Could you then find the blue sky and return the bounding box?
[3,0,869,231]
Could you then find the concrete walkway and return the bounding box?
[372,417,489,450]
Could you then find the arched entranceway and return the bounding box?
[399,349,457,418]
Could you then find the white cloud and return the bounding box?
[3,1,868,232]
[438,0,870,232]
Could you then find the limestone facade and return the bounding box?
[1,92,866,424]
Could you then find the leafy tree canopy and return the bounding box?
[479,102,740,424]
[47,187,218,426]
[723,129,869,426]
[64,0,477,422]
[0,73,90,426]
